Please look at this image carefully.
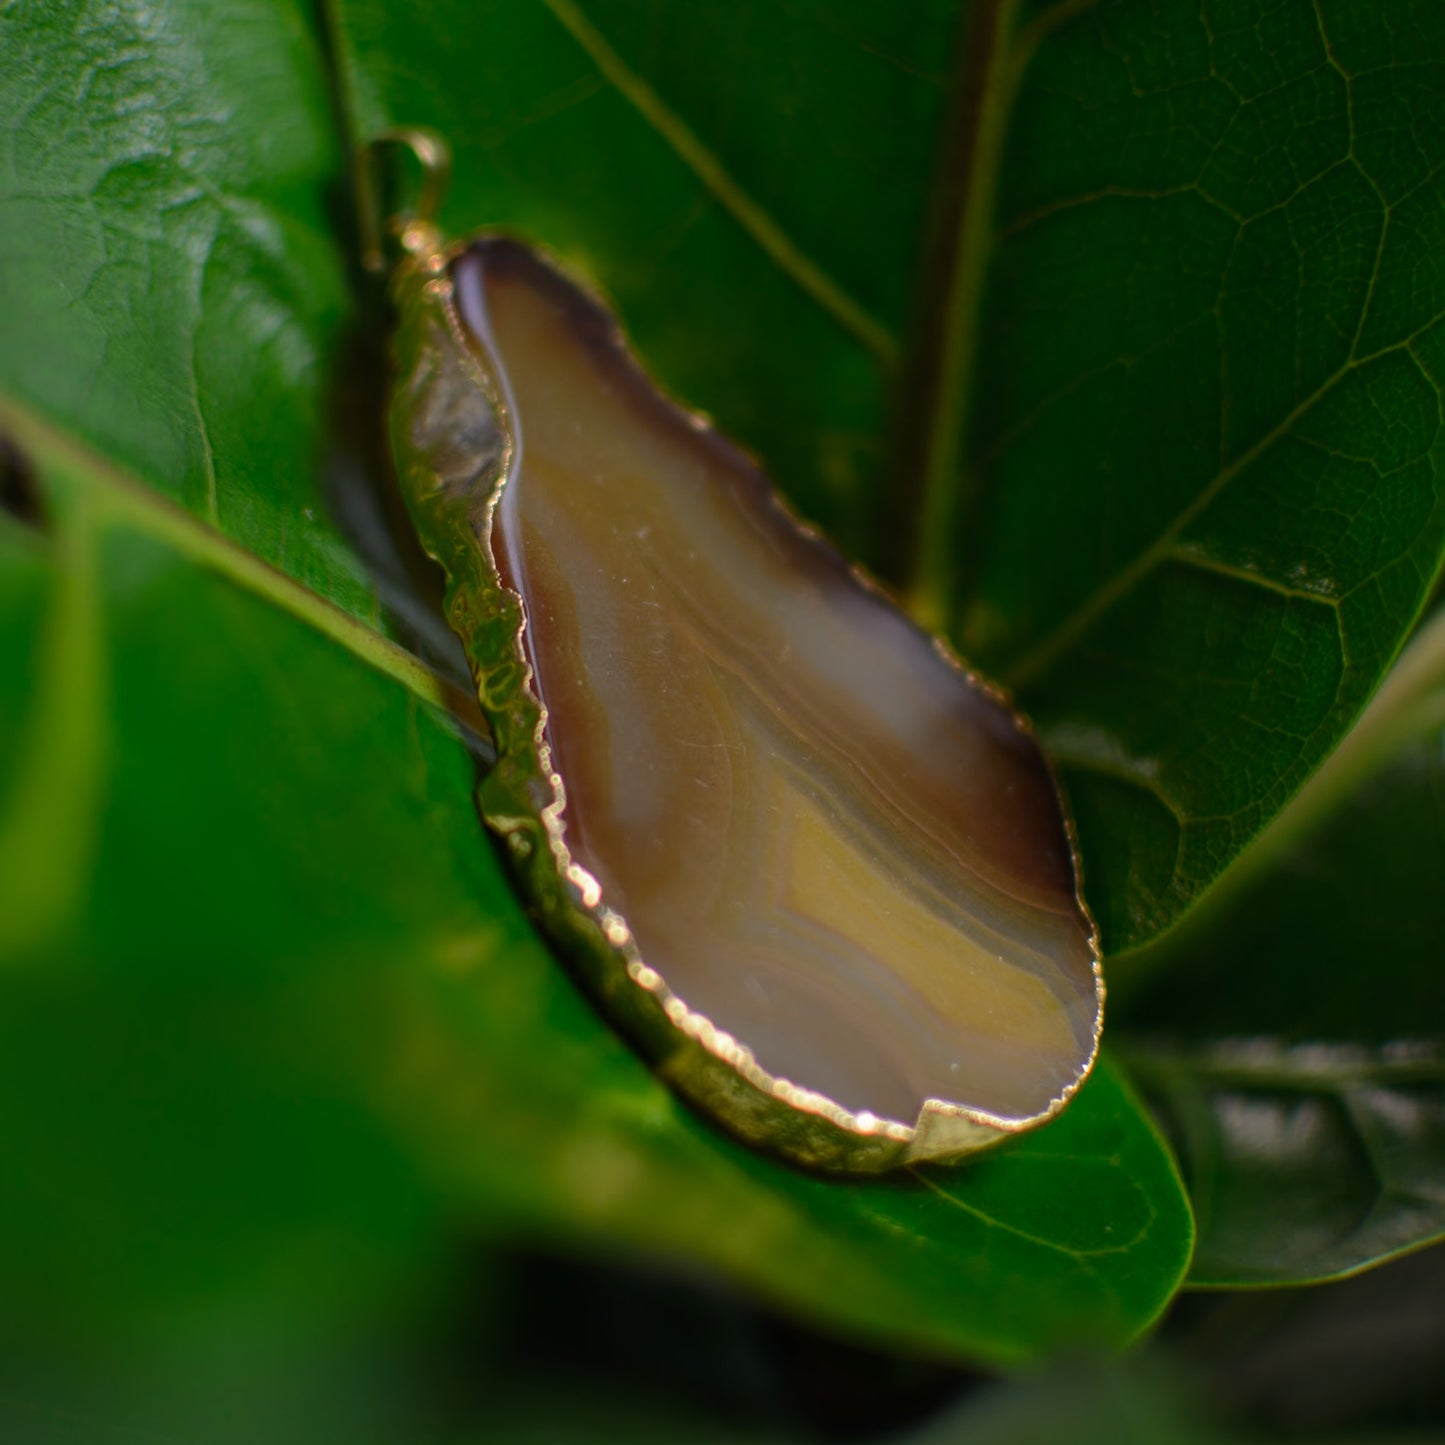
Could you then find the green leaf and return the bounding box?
[2,413,1190,1359]
[1113,610,1445,1286]
[965,0,1445,948]
[0,0,376,618]
[328,0,1445,952]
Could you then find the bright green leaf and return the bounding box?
[0,0,375,616]
[0,413,1191,1359]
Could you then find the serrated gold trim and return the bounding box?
[383,206,1102,1175]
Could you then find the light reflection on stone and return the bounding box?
[451,240,1100,1130]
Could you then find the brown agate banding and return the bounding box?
[388,235,1102,1173]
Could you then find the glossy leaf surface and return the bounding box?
[969,0,1445,947]
[0,0,385,618]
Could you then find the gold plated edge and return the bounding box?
[359,127,453,274]
[384,200,1102,1171]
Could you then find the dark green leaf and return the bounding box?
[963,0,1445,948]
[330,0,1445,951]
[330,0,947,564]
[1114,611,1445,1285]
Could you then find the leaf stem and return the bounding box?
[895,0,1022,631]
[316,0,376,255]
[0,488,107,959]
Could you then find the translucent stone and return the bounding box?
[449,239,1100,1135]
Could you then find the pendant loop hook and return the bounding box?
[357,127,453,274]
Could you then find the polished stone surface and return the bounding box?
[452,240,1100,1127]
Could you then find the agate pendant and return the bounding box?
[374,134,1101,1172]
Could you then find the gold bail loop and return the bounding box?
[357,127,453,274]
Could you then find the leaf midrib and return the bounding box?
[0,393,485,735]
[890,0,1022,629]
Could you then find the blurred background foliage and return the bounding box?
[2,0,1445,1440]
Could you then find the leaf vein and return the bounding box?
[1162,546,1344,609]
[911,1170,1153,1259]
[538,0,896,363]
[0,394,485,739]
[1006,335,1433,687]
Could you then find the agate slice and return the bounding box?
[388,235,1101,1171]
